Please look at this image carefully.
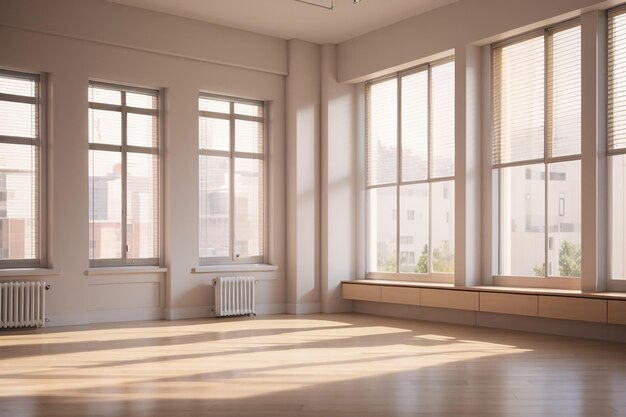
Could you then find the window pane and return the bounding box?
[127,113,158,148]
[235,103,263,117]
[367,186,397,272]
[235,119,263,154]
[89,108,122,145]
[234,158,264,258]
[399,184,428,273]
[0,101,37,138]
[550,25,581,157]
[547,161,581,277]
[0,75,36,97]
[89,150,122,260]
[498,164,545,277]
[199,97,229,113]
[127,153,159,260]
[0,143,38,261]
[126,92,157,109]
[401,71,428,182]
[610,155,626,280]
[89,85,121,106]
[431,60,455,178]
[367,78,397,185]
[199,155,230,258]
[493,35,545,165]
[199,117,229,151]
[431,181,455,273]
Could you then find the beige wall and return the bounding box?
[0,0,287,325]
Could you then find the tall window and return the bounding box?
[88,82,160,267]
[366,58,455,281]
[608,7,626,285]
[493,22,581,281]
[199,94,265,264]
[0,70,44,268]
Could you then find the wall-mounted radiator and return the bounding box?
[0,281,49,328]
[214,276,256,317]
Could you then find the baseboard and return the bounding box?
[45,312,90,327]
[286,302,321,314]
[166,303,287,320]
[88,307,164,324]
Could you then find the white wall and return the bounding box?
[0,0,287,326]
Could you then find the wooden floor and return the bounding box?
[1,313,625,417]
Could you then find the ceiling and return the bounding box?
[106,0,459,44]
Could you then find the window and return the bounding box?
[609,7,626,283]
[88,82,160,266]
[493,21,581,280]
[366,58,455,280]
[0,70,45,268]
[199,94,265,264]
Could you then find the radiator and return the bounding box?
[0,281,48,328]
[214,276,256,317]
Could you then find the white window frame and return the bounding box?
[0,69,47,269]
[88,81,162,268]
[607,5,626,292]
[198,93,268,266]
[490,20,582,290]
[365,57,455,284]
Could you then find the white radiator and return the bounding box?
[0,281,48,328]
[214,276,256,317]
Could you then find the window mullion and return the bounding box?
[544,30,551,278]
[229,102,235,262]
[396,75,401,273]
[427,64,433,274]
[121,91,128,266]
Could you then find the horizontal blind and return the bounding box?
[493,34,545,166]
[400,69,428,182]
[430,59,455,178]
[547,24,581,158]
[0,71,40,265]
[366,78,397,186]
[88,83,159,264]
[199,95,265,263]
[609,7,626,153]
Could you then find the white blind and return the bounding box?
[493,23,581,166]
[88,83,160,265]
[199,95,265,263]
[366,78,397,186]
[401,69,428,182]
[0,70,41,266]
[493,35,545,166]
[430,59,455,178]
[609,7,626,153]
[548,25,581,158]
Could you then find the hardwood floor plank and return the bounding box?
[0,313,625,417]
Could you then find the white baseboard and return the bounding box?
[165,303,287,320]
[45,312,90,327]
[286,302,321,314]
[88,307,164,324]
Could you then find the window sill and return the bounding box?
[192,264,278,274]
[0,268,61,277]
[84,266,167,276]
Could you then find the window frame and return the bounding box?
[0,69,47,269]
[491,19,582,289]
[198,93,268,266]
[607,5,626,292]
[88,81,162,268]
[365,57,455,283]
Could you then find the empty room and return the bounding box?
[1,0,626,416]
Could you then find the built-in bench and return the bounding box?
[342,280,626,325]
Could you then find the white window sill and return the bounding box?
[192,264,278,274]
[84,266,167,276]
[0,268,61,277]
